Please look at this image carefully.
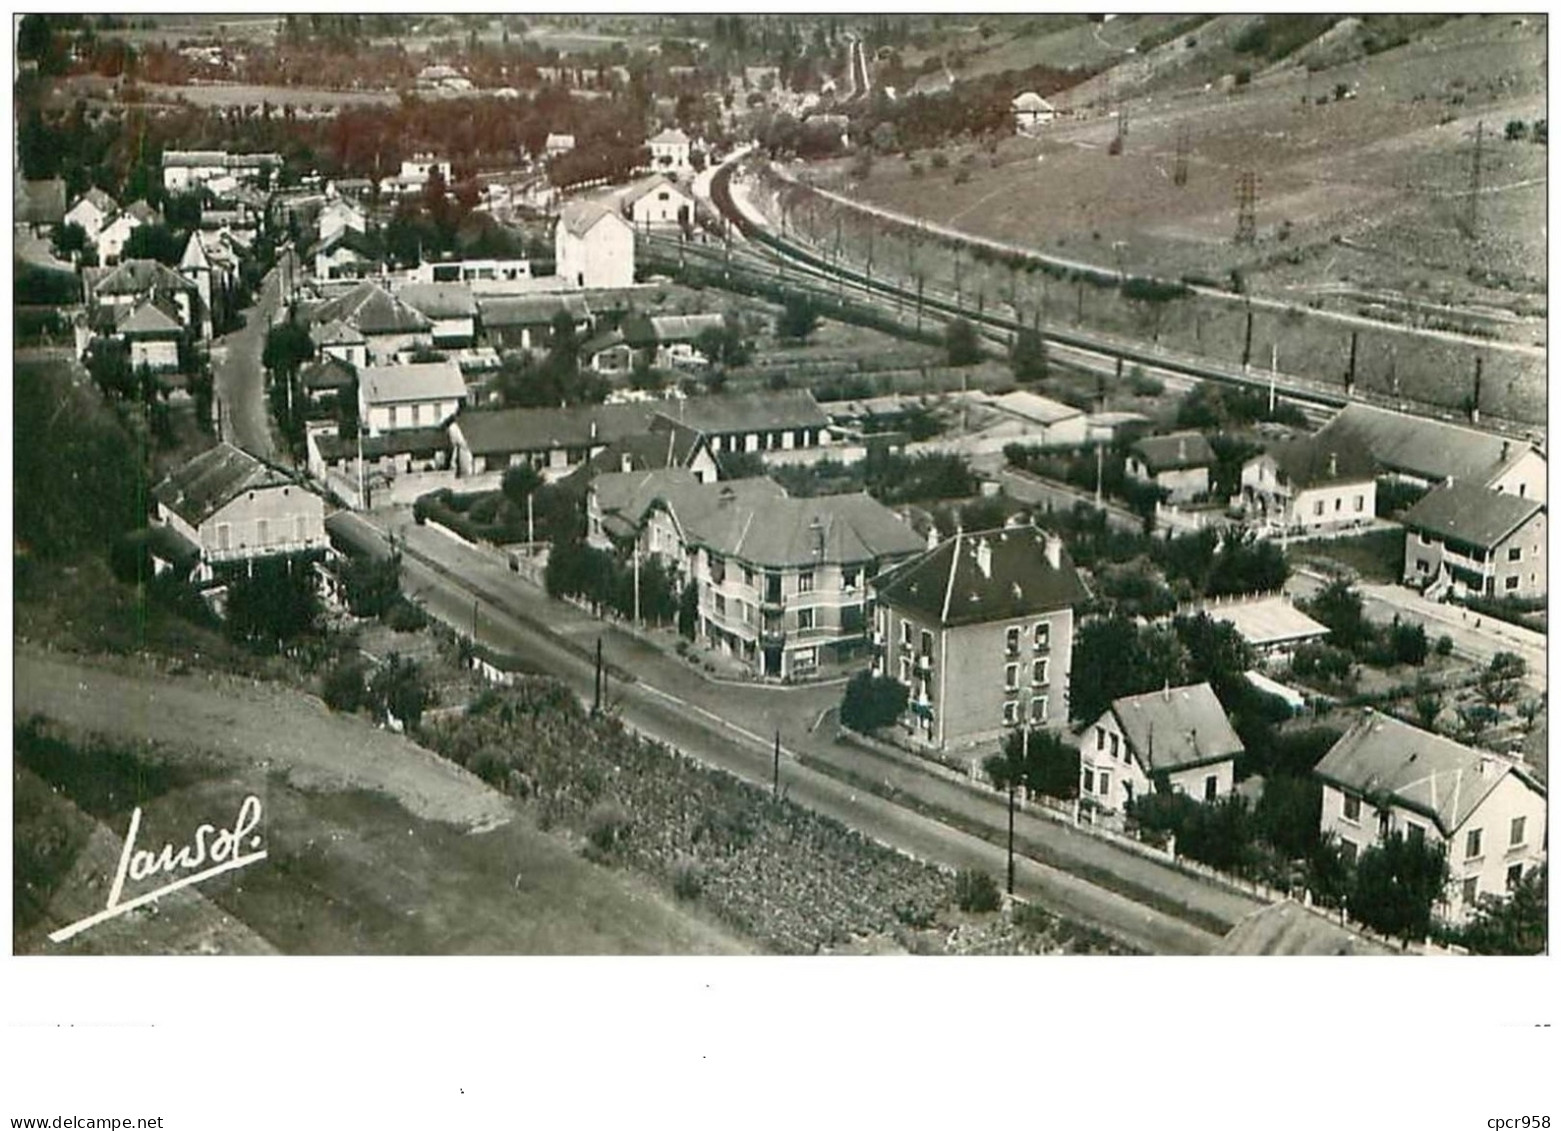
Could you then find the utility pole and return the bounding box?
[1465,119,1484,237]
[1235,170,1257,245]
[1009,725,1027,896]
[1095,443,1104,507]
[593,637,603,717]
[1241,300,1254,369]
[1173,123,1190,187]
[1345,330,1358,396]
[527,490,535,546]
[471,597,479,642]
[633,547,641,627]
[773,729,781,797]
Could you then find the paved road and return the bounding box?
[1286,567,1546,690]
[338,512,1265,953]
[213,266,282,461]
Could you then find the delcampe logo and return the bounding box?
[49,795,268,944]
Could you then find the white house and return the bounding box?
[1078,682,1244,816]
[117,299,185,373]
[359,360,467,437]
[555,201,635,290]
[149,442,328,582]
[623,175,695,229]
[395,282,478,348]
[544,133,576,160]
[1314,711,1548,924]
[647,127,693,176]
[318,197,368,243]
[64,187,119,243]
[94,200,161,265]
[1012,91,1057,134]
[1237,432,1377,534]
[1126,431,1216,504]
[162,150,283,193]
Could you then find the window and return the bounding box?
[1508,547,1522,562]
[920,630,933,658]
[1096,728,1105,751]
[1004,663,1019,691]
[798,570,814,593]
[1405,822,1425,848]
[1462,877,1478,907]
[412,403,424,426]
[1032,659,1048,686]
[256,518,270,545]
[1109,734,1119,759]
[843,567,860,590]
[1339,839,1358,864]
[1034,622,1050,651]
[1415,560,1430,574]
[1507,863,1524,891]
[899,656,911,683]
[1505,575,1520,591]
[1003,701,1019,726]
[1334,497,1342,511]
[1510,816,1526,846]
[1083,768,1094,794]
[387,405,399,429]
[744,566,755,587]
[1005,626,1021,656]
[797,608,814,631]
[1342,794,1361,822]
[1204,775,1218,802]
[295,515,306,542]
[217,524,232,551]
[1122,780,1134,805]
[713,594,727,616]
[1030,696,1047,724]
[1313,500,1324,516]
[901,621,913,647]
[1098,771,1111,798]
[1354,495,1364,512]
[1465,828,1483,859]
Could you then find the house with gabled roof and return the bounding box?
[83,258,201,337]
[563,418,719,490]
[1313,403,1545,504]
[1078,682,1245,815]
[1237,430,1378,533]
[622,174,695,229]
[395,282,477,347]
[651,389,831,458]
[871,523,1091,751]
[449,402,657,478]
[359,360,467,436]
[150,442,328,582]
[307,280,432,364]
[64,186,119,243]
[1126,430,1216,503]
[94,200,162,264]
[1012,91,1057,134]
[116,298,186,372]
[648,127,693,175]
[311,318,369,369]
[309,228,380,282]
[478,293,593,352]
[1401,481,1546,600]
[589,468,924,678]
[1314,711,1547,923]
[555,200,634,290]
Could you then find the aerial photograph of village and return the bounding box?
[12,12,1548,961]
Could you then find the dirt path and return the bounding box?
[16,648,511,832]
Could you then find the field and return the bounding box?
[14,652,747,955]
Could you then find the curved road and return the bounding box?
[212,266,282,461]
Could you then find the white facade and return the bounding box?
[556,208,635,290]
[1078,710,1235,814]
[95,213,143,264]
[1239,454,1376,532]
[627,181,695,229]
[1489,448,1548,505]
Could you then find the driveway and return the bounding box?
[212,265,282,461]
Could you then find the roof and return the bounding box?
[622,175,694,209]
[1314,403,1537,486]
[88,258,198,298]
[577,421,709,480]
[310,281,431,335]
[144,522,202,572]
[594,469,924,568]
[1204,596,1330,648]
[396,282,477,320]
[1130,430,1216,473]
[1216,899,1395,956]
[314,426,450,462]
[989,389,1084,426]
[16,178,67,225]
[299,355,358,392]
[123,199,162,225]
[545,133,576,148]
[1012,91,1056,112]
[1315,711,1544,837]
[1401,481,1545,550]
[649,127,691,146]
[625,313,728,346]
[311,318,366,347]
[359,361,467,406]
[72,187,119,216]
[117,298,184,337]
[478,293,592,328]
[153,442,298,527]
[1265,430,1378,488]
[309,227,378,260]
[453,402,656,457]
[872,524,1090,627]
[161,149,282,169]
[559,200,629,239]
[1108,682,1244,773]
[652,390,829,437]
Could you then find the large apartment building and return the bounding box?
[871,524,1090,754]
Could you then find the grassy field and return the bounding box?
[1290,527,1405,584]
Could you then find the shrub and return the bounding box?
[1434,635,1454,657]
[930,151,949,169]
[322,659,368,713]
[586,799,631,855]
[383,597,429,633]
[944,318,981,366]
[672,857,705,901]
[840,671,910,732]
[954,868,1001,913]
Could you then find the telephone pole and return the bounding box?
[1235,170,1257,245]
[773,729,781,797]
[1464,119,1485,237]
[592,637,603,716]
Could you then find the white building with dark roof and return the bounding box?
[1401,481,1546,600]
[555,201,634,290]
[1315,711,1547,924]
[359,360,467,436]
[1078,682,1245,815]
[647,127,693,176]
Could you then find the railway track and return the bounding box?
[692,158,1539,441]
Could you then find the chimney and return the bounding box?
[718,485,736,507]
[620,452,633,473]
[1328,451,1338,478]
[925,522,939,552]
[1044,533,1062,571]
[1501,439,1512,462]
[1177,436,1187,462]
[975,538,992,579]
[590,419,598,441]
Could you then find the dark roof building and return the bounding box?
[309,281,431,336]
[1314,403,1538,488]
[652,389,830,439]
[1401,481,1544,552]
[1130,430,1216,473]
[1266,430,1377,488]
[1106,682,1245,775]
[152,442,296,527]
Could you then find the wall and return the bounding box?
[1490,449,1547,505]
[129,338,180,372]
[558,220,634,290]
[1404,510,1547,599]
[204,485,327,562]
[365,396,462,436]
[1289,480,1376,532]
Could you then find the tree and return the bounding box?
[224,559,322,653]
[369,653,431,728]
[1457,865,1546,955]
[323,659,369,713]
[1305,578,1367,651]
[677,581,699,640]
[501,464,543,509]
[341,554,401,618]
[1477,651,1527,709]
[1389,617,1428,666]
[123,224,184,266]
[775,294,819,342]
[1411,678,1444,731]
[1350,833,1448,944]
[1009,326,1048,383]
[945,317,981,366]
[52,222,89,259]
[1070,616,1189,724]
[954,868,1001,913]
[985,727,1079,801]
[262,321,314,379]
[1253,773,1322,859]
[839,671,908,732]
